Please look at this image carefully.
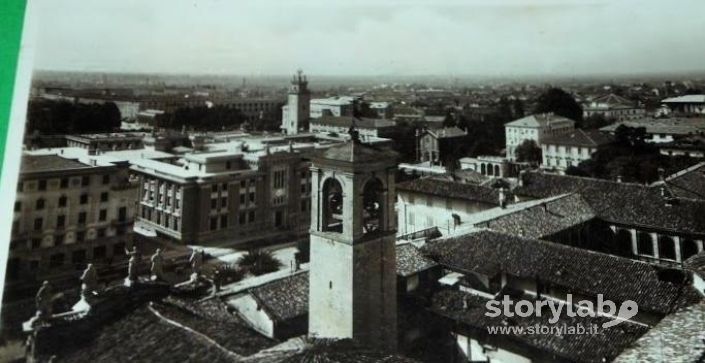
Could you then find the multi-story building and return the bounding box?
[662,94,705,115]
[309,96,354,119]
[599,117,705,143]
[541,129,613,172]
[65,132,146,154]
[582,93,645,121]
[7,153,137,292]
[396,176,500,237]
[505,113,575,161]
[309,116,396,140]
[131,142,313,245]
[416,126,467,166]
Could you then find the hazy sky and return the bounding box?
[31,0,705,77]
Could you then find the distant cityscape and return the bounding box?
[2,65,705,363]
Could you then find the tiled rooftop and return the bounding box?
[430,289,649,363]
[514,171,705,234]
[396,243,438,277]
[614,302,705,362]
[20,154,91,173]
[397,177,499,205]
[249,272,309,323]
[422,230,703,314]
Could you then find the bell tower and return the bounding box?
[308,132,398,351]
[282,69,310,135]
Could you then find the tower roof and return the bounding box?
[316,141,398,164]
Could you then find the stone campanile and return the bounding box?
[308,131,398,351]
[282,69,310,135]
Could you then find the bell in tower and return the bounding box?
[308,135,399,352]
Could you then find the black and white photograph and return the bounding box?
[1,0,705,362]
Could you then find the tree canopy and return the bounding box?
[534,88,583,126]
[515,139,542,163]
[565,126,699,183]
[155,105,248,131]
[27,99,121,134]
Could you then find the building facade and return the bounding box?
[7,154,137,292]
[505,113,575,161]
[541,129,613,172]
[131,146,312,245]
[582,93,645,121]
[65,133,146,154]
[309,96,354,119]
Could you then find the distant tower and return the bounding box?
[282,69,310,135]
[308,131,398,351]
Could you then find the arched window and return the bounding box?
[362,178,384,234]
[322,178,343,233]
[494,165,500,176]
[682,239,699,260]
[615,229,633,257]
[480,164,486,175]
[658,236,677,260]
[637,232,654,256]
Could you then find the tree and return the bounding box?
[237,249,282,276]
[582,114,613,130]
[295,239,310,264]
[515,139,542,163]
[534,88,583,126]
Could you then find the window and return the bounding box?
[80,194,88,204]
[240,180,246,188]
[210,217,218,230]
[221,183,227,191]
[211,185,218,192]
[50,253,64,268]
[239,212,246,225]
[211,198,217,209]
[78,212,87,225]
[102,175,110,184]
[54,234,65,246]
[60,178,69,188]
[76,231,85,243]
[36,198,45,210]
[240,194,246,204]
[118,207,127,222]
[94,246,106,260]
[31,238,41,249]
[248,211,255,223]
[637,232,654,256]
[100,192,109,202]
[658,236,677,260]
[14,201,21,212]
[221,197,227,208]
[58,195,68,208]
[99,209,107,222]
[38,180,47,191]
[97,228,106,238]
[249,192,255,203]
[56,215,66,228]
[425,196,432,207]
[34,218,43,231]
[408,211,415,226]
[17,182,23,192]
[220,215,228,228]
[81,176,90,186]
